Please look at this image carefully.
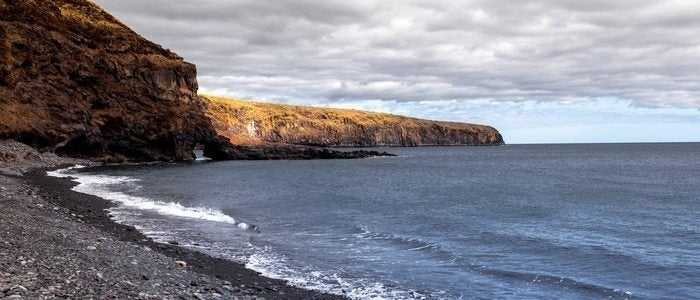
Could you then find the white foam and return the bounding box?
[245,246,427,300]
[47,166,243,225]
[46,164,88,177]
[48,166,425,299]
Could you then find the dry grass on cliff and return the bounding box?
[202,95,495,146]
[203,95,473,127]
[0,103,50,131]
[59,4,121,30]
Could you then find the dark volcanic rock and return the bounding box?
[204,137,395,160]
[0,0,217,161]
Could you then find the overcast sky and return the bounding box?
[93,0,700,143]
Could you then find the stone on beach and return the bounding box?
[2,141,345,299]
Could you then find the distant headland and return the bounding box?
[203,96,503,148]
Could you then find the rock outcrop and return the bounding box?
[203,139,394,160]
[0,0,216,161]
[204,96,505,147]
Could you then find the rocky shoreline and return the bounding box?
[203,141,396,160]
[0,141,345,299]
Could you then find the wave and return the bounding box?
[477,268,633,299]
[245,246,433,300]
[352,225,636,299]
[47,166,253,228]
[354,226,440,252]
[47,166,429,299]
[46,166,636,300]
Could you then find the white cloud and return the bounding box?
[93,0,700,142]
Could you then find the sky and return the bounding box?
[92,0,700,144]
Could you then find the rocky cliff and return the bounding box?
[204,96,504,147]
[0,0,503,163]
[0,0,216,161]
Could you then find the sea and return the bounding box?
[48,143,700,299]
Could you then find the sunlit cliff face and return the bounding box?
[203,96,503,147]
[0,0,217,161]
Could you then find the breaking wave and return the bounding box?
[47,166,250,228]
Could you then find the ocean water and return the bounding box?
[49,143,700,299]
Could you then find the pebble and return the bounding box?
[0,173,265,300]
[0,140,340,300]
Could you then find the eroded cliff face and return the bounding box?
[0,0,216,161]
[204,96,505,147]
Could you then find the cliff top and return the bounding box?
[0,0,180,59]
[204,95,498,131]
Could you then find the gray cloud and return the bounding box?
[93,0,700,109]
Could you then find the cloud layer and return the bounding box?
[95,0,700,106]
[93,0,700,142]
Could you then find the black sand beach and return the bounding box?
[0,141,344,299]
